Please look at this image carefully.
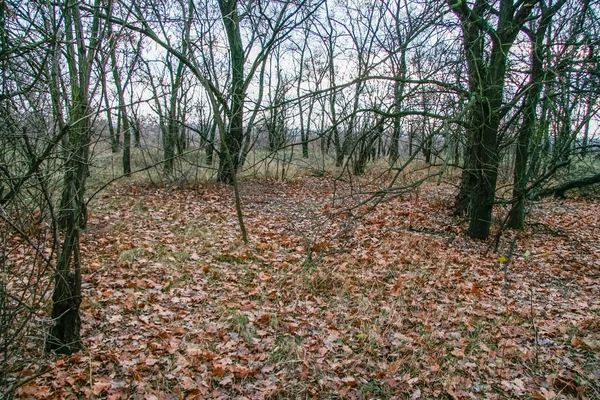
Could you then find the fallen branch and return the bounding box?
[533,173,600,199]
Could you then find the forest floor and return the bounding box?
[13,176,600,399]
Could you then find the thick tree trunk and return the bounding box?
[51,97,89,354]
[47,228,82,354]
[450,0,534,239]
[467,115,500,239]
[455,126,477,216]
[164,120,177,176]
[49,0,101,353]
[455,83,504,239]
[390,69,405,164]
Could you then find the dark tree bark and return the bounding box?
[108,18,131,176]
[508,2,565,229]
[390,48,408,164]
[218,0,245,184]
[296,33,310,159]
[99,66,119,153]
[533,173,600,199]
[47,215,83,354]
[50,0,101,354]
[130,116,141,148]
[353,117,383,175]
[449,0,536,239]
[206,120,216,166]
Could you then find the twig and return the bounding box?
[503,234,519,292]
[530,287,539,366]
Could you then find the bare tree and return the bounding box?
[507,0,568,229]
[449,0,538,239]
[50,0,105,354]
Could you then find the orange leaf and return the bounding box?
[259,272,272,280]
[451,348,465,358]
[341,376,356,386]
[571,336,589,349]
[93,381,111,395]
[213,364,225,377]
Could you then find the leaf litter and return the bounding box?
[12,177,600,399]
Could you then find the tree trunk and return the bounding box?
[131,116,141,148]
[51,90,89,355]
[165,61,185,177]
[218,0,245,184]
[49,0,101,353]
[508,3,558,229]
[99,66,118,153]
[296,38,309,159]
[390,50,407,164]
[164,119,177,177]
[107,6,130,175]
[177,96,188,155]
[449,0,534,238]
[47,222,83,354]
[205,120,216,165]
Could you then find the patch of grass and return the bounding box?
[215,254,244,264]
[214,253,265,269]
[131,199,147,214]
[466,318,487,355]
[119,247,147,261]
[152,246,191,265]
[269,313,280,330]
[301,257,318,269]
[238,148,336,181]
[220,308,255,343]
[269,334,297,364]
[206,266,225,282]
[240,267,257,284]
[162,272,192,293]
[182,225,216,242]
[361,378,387,398]
[229,311,249,331]
[300,266,343,296]
[173,250,191,262]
